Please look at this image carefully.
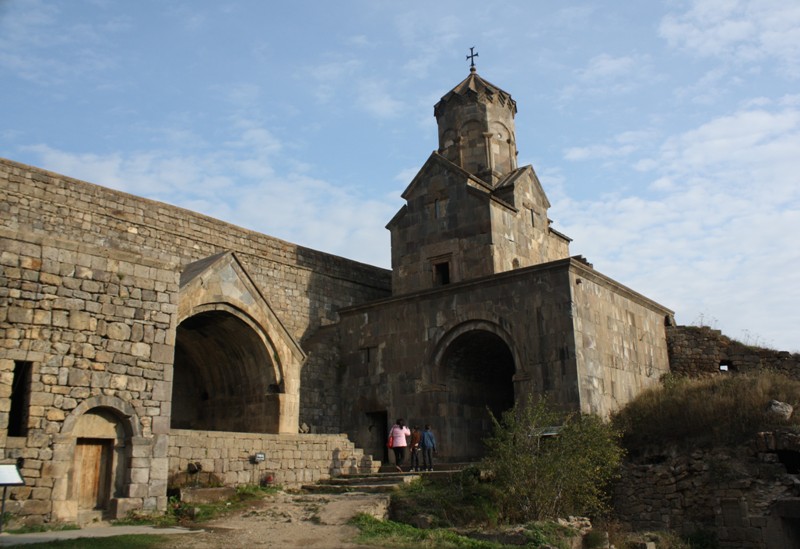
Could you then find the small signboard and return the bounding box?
[0,464,24,533]
[253,452,266,463]
[0,464,24,486]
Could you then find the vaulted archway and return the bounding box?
[172,309,282,433]
[434,324,516,460]
[174,252,306,434]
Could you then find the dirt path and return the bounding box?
[163,491,390,549]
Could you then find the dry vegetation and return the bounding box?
[612,371,800,453]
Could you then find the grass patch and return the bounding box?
[390,469,500,528]
[350,513,582,549]
[0,534,171,548]
[613,371,800,453]
[115,484,280,527]
[6,522,80,534]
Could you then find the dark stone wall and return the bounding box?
[667,325,800,379]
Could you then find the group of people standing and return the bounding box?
[388,419,437,472]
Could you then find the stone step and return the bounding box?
[300,482,402,494]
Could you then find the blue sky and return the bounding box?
[1,0,799,352]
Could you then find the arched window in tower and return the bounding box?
[434,198,448,219]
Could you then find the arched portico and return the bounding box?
[176,252,306,434]
[172,305,283,433]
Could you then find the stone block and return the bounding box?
[109,497,144,519]
[20,498,51,515]
[51,500,78,522]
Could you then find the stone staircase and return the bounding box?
[301,463,473,494]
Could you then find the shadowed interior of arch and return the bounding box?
[171,310,282,433]
[439,329,515,460]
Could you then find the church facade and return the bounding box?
[0,69,671,524]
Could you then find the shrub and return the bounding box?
[480,397,624,522]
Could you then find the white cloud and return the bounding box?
[22,116,396,268]
[660,0,800,77]
[0,0,118,84]
[562,53,654,99]
[556,102,800,351]
[563,130,653,161]
[356,79,405,119]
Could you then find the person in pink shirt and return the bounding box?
[389,418,411,472]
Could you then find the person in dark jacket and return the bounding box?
[420,424,437,472]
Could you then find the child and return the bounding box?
[409,426,421,472]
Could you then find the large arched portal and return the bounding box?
[439,329,515,460]
[172,310,282,433]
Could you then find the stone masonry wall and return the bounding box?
[667,325,800,379]
[0,157,391,523]
[168,429,379,489]
[1,158,391,435]
[615,433,800,548]
[0,230,178,522]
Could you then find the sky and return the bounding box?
[1,0,799,352]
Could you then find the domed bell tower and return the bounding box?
[433,57,518,186]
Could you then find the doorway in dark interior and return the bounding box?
[366,411,389,463]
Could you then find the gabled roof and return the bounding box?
[399,151,489,201]
[387,152,521,229]
[434,70,517,118]
[494,165,551,209]
[179,251,306,365]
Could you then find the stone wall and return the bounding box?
[338,257,671,461]
[667,326,800,379]
[0,157,391,524]
[571,262,672,418]
[1,158,391,432]
[167,429,379,489]
[614,433,800,548]
[0,230,177,522]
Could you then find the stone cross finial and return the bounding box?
[466,47,478,71]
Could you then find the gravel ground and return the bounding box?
[162,491,390,549]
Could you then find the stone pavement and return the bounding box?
[0,525,201,546]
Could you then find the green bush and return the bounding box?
[480,397,624,522]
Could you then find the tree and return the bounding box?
[481,397,624,522]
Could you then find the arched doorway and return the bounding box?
[438,329,515,460]
[171,309,282,433]
[71,408,130,522]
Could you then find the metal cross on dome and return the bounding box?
[466,47,478,69]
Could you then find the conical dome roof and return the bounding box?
[434,68,517,118]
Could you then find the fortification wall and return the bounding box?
[1,158,392,434]
[0,158,391,524]
[667,326,800,379]
[615,432,800,548]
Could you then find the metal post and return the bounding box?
[1,485,8,534]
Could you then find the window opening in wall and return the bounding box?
[9,361,32,437]
[434,262,450,286]
[434,198,448,219]
[777,450,800,474]
[529,208,536,227]
[361,347,373,364]
[719,360,734,372]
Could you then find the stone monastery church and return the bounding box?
[0,66,673,524]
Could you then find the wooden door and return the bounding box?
[74,438,113,510]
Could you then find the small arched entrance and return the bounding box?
[70,408,131,522]
[172,309,282,433]
[437,327,516,460]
